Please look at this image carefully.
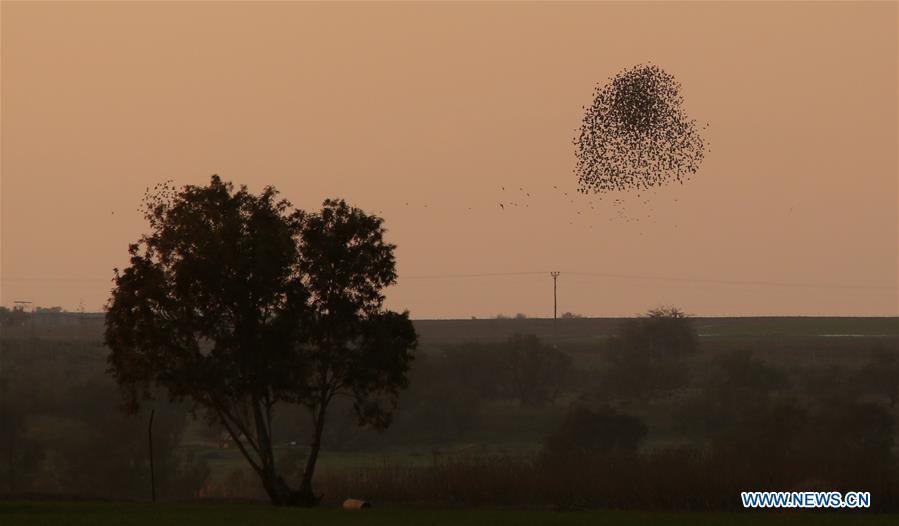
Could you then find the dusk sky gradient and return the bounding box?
[1,1,896,318]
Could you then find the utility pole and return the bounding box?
[551,272,560,319]
[550,272,560,347]
[78,299,84,352]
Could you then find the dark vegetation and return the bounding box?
[2,306,897,511]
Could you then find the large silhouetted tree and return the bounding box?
[105,176,415,506]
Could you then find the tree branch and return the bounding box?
[215,407,263,476]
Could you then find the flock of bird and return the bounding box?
[574,63,707,194]
[391,64,702,232]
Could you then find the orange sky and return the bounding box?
[1,1,897,318]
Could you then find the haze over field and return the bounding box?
[2,1,897,317]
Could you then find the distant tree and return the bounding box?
[859,346,899,408]
[600,306,698,402]
[706,350,788,406]
[514,313,528,320]
[506,334,573,407]
[402,355,485,439]
[0,306,30,328]
[560,312,583,319]
[678,349,790,438]
[0,370,44,494]
[617,306,698,358]
[399,346,509,439]
[105,177,415,506]
[437,344,509,400]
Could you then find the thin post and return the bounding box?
[148,408,156,503]
[551,272,560,347]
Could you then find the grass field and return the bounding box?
[2,501,897,526]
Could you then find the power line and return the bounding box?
[2,277,110,282]
[3,272,895,290]
[399,271,549,280]
[562,272,896,290]
[398,271,894,290]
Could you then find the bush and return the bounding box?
[542,405,647,461]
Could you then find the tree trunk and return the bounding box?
[217,406,303,507]
[260,468,302,506]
